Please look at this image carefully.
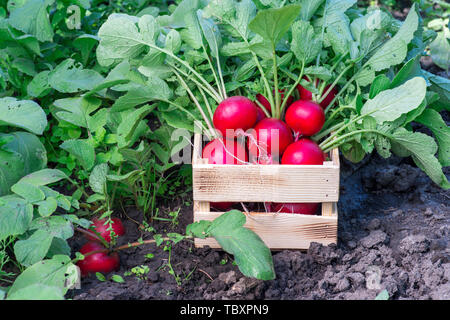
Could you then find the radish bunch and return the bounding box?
[204,81,335,214]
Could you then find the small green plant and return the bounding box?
[125,265,150,280]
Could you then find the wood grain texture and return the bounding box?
[193,211,338,249]
[192,134,340,203]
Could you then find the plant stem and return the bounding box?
[272,46,280,119]
[318,63,353,104]
[172,68,217,140]
[320,129,392,153]
[144,42,223,103]
[202,44,224,101]
[279,61,305,116]
[312,122,345,142]
[255,99,272,118]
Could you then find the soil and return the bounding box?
[69,147,450,300]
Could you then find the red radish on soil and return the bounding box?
[76,242,120,277]
[213,96,258,138]
[281,139,324,165]
[86,217,125,243]
[285,100,325,136]
[248,118,293,163]
[297,78,337,109]
[202,138,248,210]
[272,202,319,215]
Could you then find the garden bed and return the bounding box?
[70,153,449,300]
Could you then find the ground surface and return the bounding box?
[70,150,450,300]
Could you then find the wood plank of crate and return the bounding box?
[193,164,339,202]
[193,211,338,250]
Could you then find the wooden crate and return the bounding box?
[192,133,340,250]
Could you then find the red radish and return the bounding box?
[272,202,318,215]
[256,91,294,114]
[285,100,325,136]
[255,105,267,123]
[213,96,258,138]
[281,139,324,165]
[203,138,248,210]
[297,78,337,109]
[248,118,293,162]
[211,202,233,211]
[76,242,120,277]
[86,217,125,243]
[320,84,337,109]
[202,138,248,165]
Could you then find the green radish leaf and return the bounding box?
[6,255,71,300]
[361,77,426,124]
[165,29,181,54]
[97,14,158,67]
[0,147,25,197]
[423,71,450,108]
[29,216,73,240]
[60,139,96,170]
[37,197,58,217]
[18,169,67,187]
[249,4,301,47]
[48,59,104,93]
[117,104,155,148]
[53,96,102,130]
[11,181,45,203]
[369,75,391,99]
[27,70,51,98]
[0,196,33,241]
[355,4,419,86]
[429,31,450,71]
[389,56,423,89]
[0,98,47,135]
[197,10,222,58]
[341,140,366,163]
[89,163,109,195]
[14,229,54,267]
[186,220,212,239]
[291,20,322,64]
[0,132,47,176]
[299,0,325,21]
[390,128,450,189]
[8,0,55,42]
[46,238,71,258]
[207,210,275,280]
[415,109,450,167]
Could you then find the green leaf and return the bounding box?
[341,140,366,163]
[37,197,58,217]
[391,128,449,189]
[89,163,108,195]
[429,31,450,71]
[0,132,47,174]
[117,104,155,148]
[361,77,426,124]
[97,14,158,67]
[356,5,419,86]
[53,96,103,131]
[165,29,181,54]
[369,75,391,99]
[389,56,423,89]
[96,272,106,282]
[18,169,67,187]
[11,181,45,203]
[0,196,33,240]
[29,216,74,240]
[291,20,322,64]
[14,229,53,267]
[47,237,71,258]
[48,59,104,93]
[207,210,275,280]
[299,0,325,21]
[60,139,95,170]
[415,109,450,167]
[111,275,125,283]
[249,4,301,47]
[0,98,47,135]
[375,289,389,300]
[27,70,51,98]
[6,255,71,300]
[8,0,55,42]
[186,220,212,239]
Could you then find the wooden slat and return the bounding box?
[193,163,339,202]
[194,211,338,249]
[321,202,337,217]
[192,133,202,165]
